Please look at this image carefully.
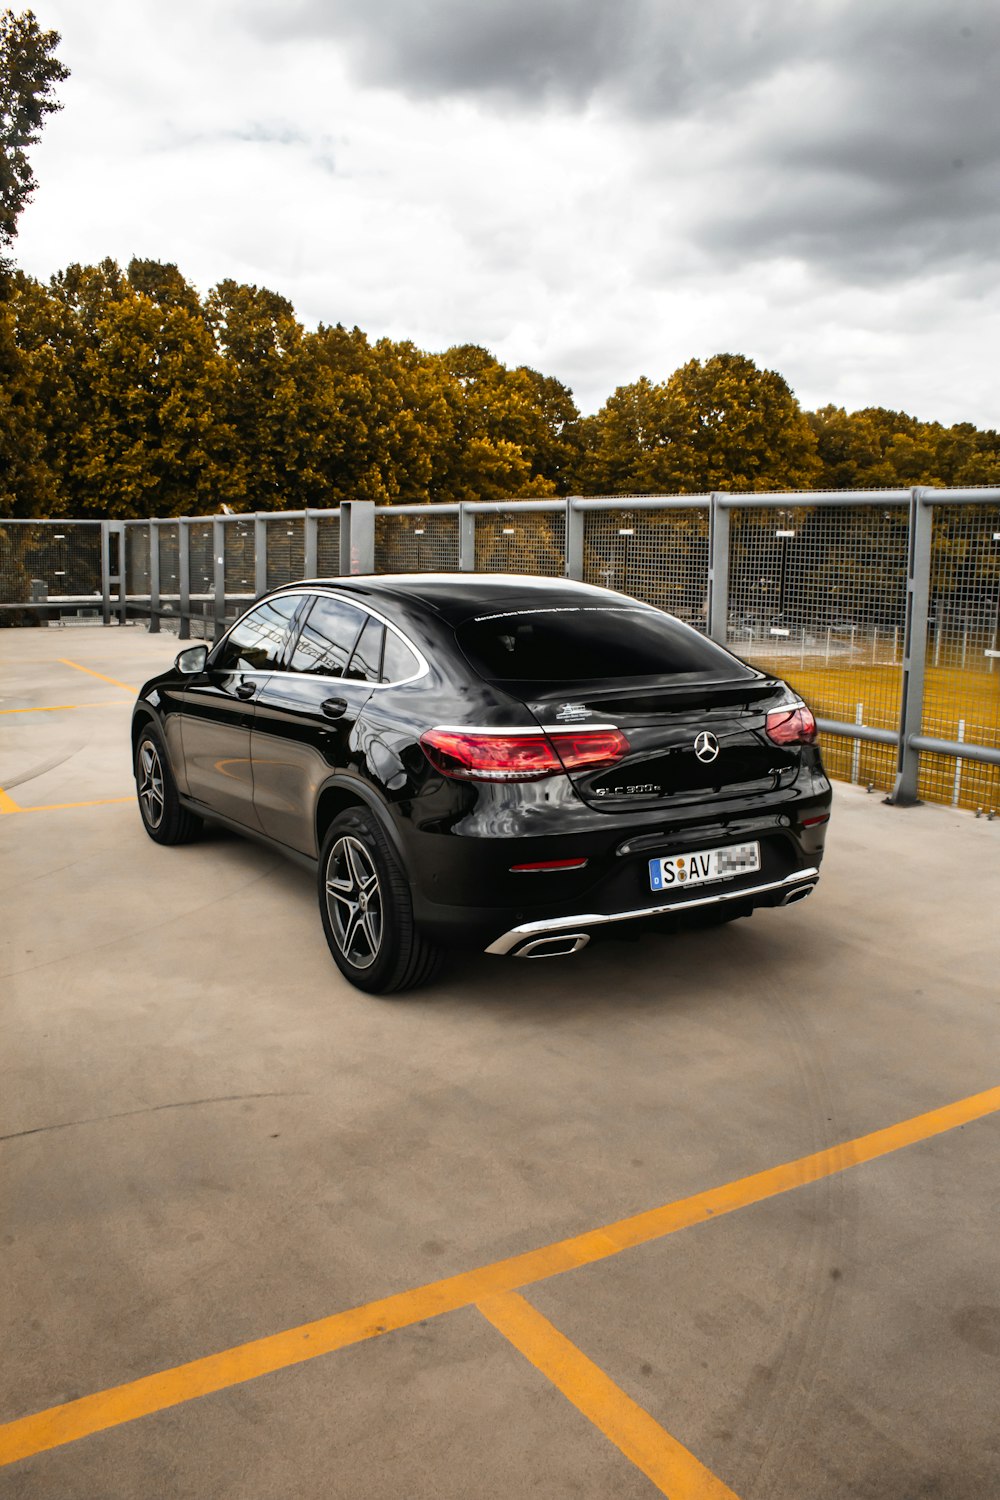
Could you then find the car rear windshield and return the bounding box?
[456,606,751,682]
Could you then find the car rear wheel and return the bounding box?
[319,808,443,995]
[134,726,202,845]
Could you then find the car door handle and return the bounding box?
[321,697,348,719]
[235,680,257,699]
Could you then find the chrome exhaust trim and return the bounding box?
[779,884,814,906]
[514,933,591,959]
[485,868,820,956]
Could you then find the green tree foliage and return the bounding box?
[576,356,821,495]
[3,253,1000,522]
[810,405,1000,489]
[0,7,68,258]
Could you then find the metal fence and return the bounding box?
[2,489,998,811]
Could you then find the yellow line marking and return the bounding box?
[478,1291,739,1499]
[1,1083,998,1469]
[57,659,135,692]
[20,797,134,813]
[0,787,22,814]
[0,701,125,716]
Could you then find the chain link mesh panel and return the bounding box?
[474,510,565,575]
[375,511,460,573]
[157,524,179,603]
[266,517,305,589]
[223,517,256,597]
[125,524,151,598]
[0,521,103,607]
[185,521,215,636]
[582,507,709,627]
[726,504,910,793]
[919,503,1000,812]
[317,515,341,575]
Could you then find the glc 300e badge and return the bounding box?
[694,730,720,762]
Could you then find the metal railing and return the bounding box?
[2,488,998,810]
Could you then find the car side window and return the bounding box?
[381,631,420,683]
[344,615,385,683]
[213,595,301,674]
[289,595,365,677]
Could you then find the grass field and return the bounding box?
[746,651,1000,813]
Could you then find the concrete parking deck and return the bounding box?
[2,623,999,1499]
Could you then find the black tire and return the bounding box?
[318,808,443,995]
[134,725,203,845]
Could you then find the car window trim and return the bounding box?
[343,614,385,685]
[265,587,430,687]
[207,593,306,675]
[288,593,368,681]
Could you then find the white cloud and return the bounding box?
[14,0,1000,428]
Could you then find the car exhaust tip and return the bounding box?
[779,884,814,906]
[514,933,591,958]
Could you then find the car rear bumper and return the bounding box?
[483,866,821,956]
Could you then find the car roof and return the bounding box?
[277,573,636,625]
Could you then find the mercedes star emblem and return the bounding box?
[694,731,720,763]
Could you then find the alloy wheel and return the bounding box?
[325,835,383,970]
[137,741,165,829]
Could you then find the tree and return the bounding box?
[0,8,68,259]
[663,354,821,493]
[206,279,345,510]
[573,376,681,494]
[0,292,56,515]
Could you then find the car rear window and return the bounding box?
[455,606,750,682]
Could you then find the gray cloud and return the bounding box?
[245,0,796,116]
[245,0,1000,282]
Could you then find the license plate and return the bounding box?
[648,841,760,892]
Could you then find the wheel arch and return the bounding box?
[315,777,406,862]
[131,705,162,758]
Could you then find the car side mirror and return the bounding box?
[175,644,209,675]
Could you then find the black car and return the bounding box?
[131,574,831,993]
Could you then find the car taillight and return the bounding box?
[765,705,818,746]
[419,727,629,782]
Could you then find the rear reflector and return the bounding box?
[765,705,818,746]
[420,727,629,782]
[510,858,589,872]
[801,813,830,827]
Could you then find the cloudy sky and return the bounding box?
[15,0,1000,425]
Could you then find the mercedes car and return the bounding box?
[131,574,832,993]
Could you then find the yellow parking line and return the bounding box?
[20,797,134,813]
[0,788,132,814]
[0,701,126,715]
[478,1291,738,1499]
[57,659,135,693]
[1,1083,998,1470]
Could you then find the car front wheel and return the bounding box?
[134,726,202,845]
[318,808,442,995]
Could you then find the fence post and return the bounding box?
[254,515,267,596]
[212,516,226,642]
[178,519,191,640]
[707,493,730,644]
[304,510,318,578]
[565,497,584,581]
[339,501,375,574]
[115,522,127,625]
[887,488,933,805]
[148,520,160,633]
[100,521,112,626]
[459,504,476,571]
